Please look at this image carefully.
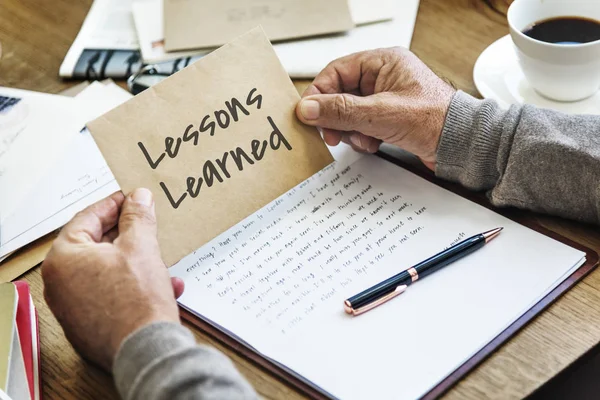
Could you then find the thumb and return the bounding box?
[118,188,158,247]
[296,93,377,132]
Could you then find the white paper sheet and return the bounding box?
[276,0,420,78]
[59,0,148,77]
[0,88,84,225]
[0,82,130,259]
[350,0,395,25]
[132,0,208,64]
[132,0,419,78]
[171,145,585,400]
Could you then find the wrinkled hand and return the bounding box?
[42,189,184,370]
[296,47,456,170]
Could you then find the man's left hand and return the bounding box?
[42,189,184,370]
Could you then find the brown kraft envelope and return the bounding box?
[163,0,355,51]
[88,28,333,266]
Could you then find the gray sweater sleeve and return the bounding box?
[436,90,600,224]
[113,322,258,400]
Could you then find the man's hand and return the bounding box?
[42,189,184,370]
[296,47,455,170]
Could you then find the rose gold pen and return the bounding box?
[344,228,503,316]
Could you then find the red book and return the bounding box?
[14,282,41,400]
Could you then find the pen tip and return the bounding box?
[344,300,353,315]
[482,227,503,243]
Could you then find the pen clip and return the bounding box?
[344,285,408,316]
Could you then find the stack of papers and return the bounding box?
[60,0,419,80]
[0,82,131,263]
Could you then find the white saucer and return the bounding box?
[473,35,600,115]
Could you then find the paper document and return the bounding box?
[275,0,420,78]
[0,82,130,260]
[0,88,85,224]
[61,0,418,79]
[88,28,333,266]
[163,0,354,51]
[350,0,395,25]
[133,0,411,74]
[59,0,144,78]
[171,143,585,399]
[132,0,207,64]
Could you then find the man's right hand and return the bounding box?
[295,47,456,171]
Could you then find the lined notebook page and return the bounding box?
[170,145,585,400]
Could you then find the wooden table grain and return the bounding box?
[1,0,600,399]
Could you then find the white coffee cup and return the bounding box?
[508,0,600,102]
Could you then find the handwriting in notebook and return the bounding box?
[176,156,466,335]
[171,150,587,400]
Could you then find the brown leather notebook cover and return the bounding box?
[180,152,599,400]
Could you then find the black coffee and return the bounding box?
[522,16,600,44]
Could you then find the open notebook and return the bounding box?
[170,144,588,399]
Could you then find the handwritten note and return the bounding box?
[172,150,468,333]
[183,165,432,332]
[88,28,333,265]
[171,146,586,400]
[163,0,354,51]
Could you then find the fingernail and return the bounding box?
[350,133,363,148]
[131,188,153,206]
[300,100,320,120]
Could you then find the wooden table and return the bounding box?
[2,0,600,398]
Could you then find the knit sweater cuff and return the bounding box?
[435,90,506,191]
[113,322,196,400]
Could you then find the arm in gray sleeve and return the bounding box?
[436,90,600,224]
[113,322,258,400]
